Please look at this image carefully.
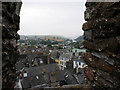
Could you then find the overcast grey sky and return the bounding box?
[18,0,87,39]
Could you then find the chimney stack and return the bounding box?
[50,72,57,87]
[24,71,27,78]
[76,63,79,74]
[47,53,50,64]
[42,68,46,75]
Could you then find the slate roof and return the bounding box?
[22,77,31,89]
[55,70,66,82]
[64,71,78,85]
[50,51,59,59]
[22,74,47,89]
[58,69,85,85]
[59,53,73,60]
[72,58,84,62]
[34,58,44,65]
[22,64,58,89]
[30,74,47,87]
[16,58,26,71]
[16,61,23,71]
[27,53,38,64]
[76,68,85,84]
[26,53,48,65]
[24,64,59,77]
[77,74,85,84]
[49,69,77,85]
[19,54,27,58]
[21,64,85,88]
[66,60,73,69]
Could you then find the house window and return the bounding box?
[75,50,77,52]
[75,61,77,65]
[60,61,62,64]
[64,62,66,66]
[40,60,43,64]
[62,61,63,65]
[65,74,69,78]
[73,53,75,56]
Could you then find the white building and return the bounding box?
[72,48,86,57]
[73,59,85,69]
[59,53,73,70]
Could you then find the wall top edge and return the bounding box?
[0,0,21,2]
[87,0,119,2]
[0,0,119,2]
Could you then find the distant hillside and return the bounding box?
[20,35,69,42]
[74,35,83,41]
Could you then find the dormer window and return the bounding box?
[40,60,43,64]
[24,70,26,73]
[79,62,81,65]
[75,50,77,52]
[65,74,68,78]
[24,71,27,77]
[36,76,39,79]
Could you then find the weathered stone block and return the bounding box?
[83,40,94,51]
[85,2,98,7]
[82,21,93,31]
[83,37,119,53]
[96,69,114,84]
[83,17,120,38]
[83,1,120,88]
[2,2,22,88]
[102,2,120,8]
[84,30,93,41]
[97,59,114,73]
[96,77,113,88]
[102,2,116,8]
[84,66,94,81]
[91,52,115,66]
[84,8,95,21]
[101,8,120,18]
[83,53,97,67]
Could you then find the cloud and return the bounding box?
[18,1,86,39]
[23,0,87,3]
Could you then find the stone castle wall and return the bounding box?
[82,2,120,88]
[1,1,120,89]
[2,2,22,88]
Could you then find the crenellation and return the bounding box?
[83,1,120,88]
[2,1,22,88]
